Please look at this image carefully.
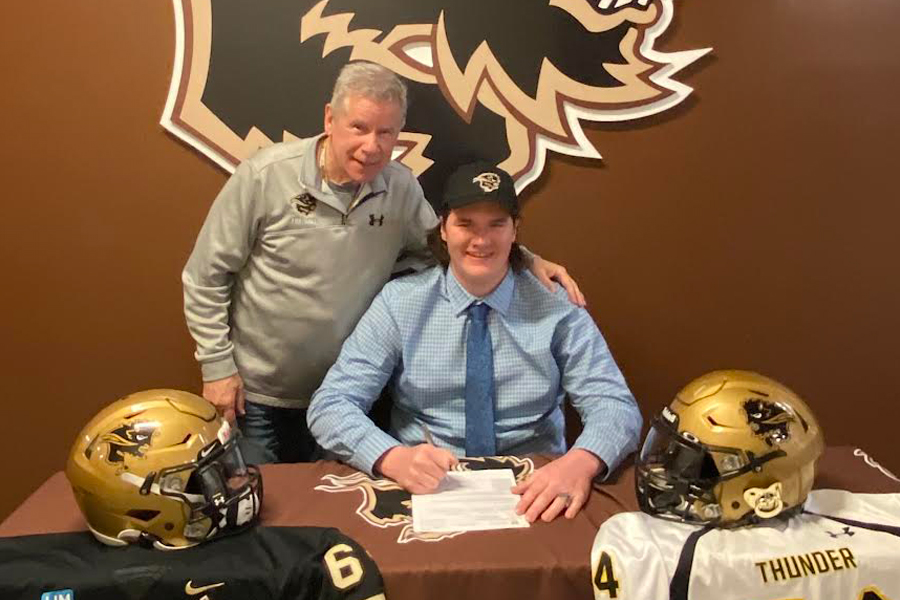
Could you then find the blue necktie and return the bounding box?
[465,303,496,456]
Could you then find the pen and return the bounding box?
[421,423,436,446]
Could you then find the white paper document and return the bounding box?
[411,468,530,533]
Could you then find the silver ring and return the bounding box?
[557,493,572,507]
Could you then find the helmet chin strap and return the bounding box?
[214,486,260,530]
[194,485,261,544]
[743,481,784,519]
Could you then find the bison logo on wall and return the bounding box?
[162,0,709,201]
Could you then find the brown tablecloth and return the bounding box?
[2,447,897,600]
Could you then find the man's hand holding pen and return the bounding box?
[373,425,459,494]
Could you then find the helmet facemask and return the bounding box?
[636,408,787,527]
[147,428,263,547]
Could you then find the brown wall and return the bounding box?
[2,0,898,521]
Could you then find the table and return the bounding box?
[2,447,897,600]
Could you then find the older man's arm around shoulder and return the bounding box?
[513,303,642,522]
[307,285,457,489]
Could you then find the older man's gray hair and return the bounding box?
[330,61,408,125]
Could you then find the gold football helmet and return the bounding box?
[636,370,824,527]
[66,389,262,549]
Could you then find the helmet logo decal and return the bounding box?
[315,456,533,543]
[742,399,794,447]
[100,422,157,464]
[743,482,784,519]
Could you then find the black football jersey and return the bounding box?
[0,526,385,600]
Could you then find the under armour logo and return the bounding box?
[827,526,855,538]
[369,214,384,226]
[472,172,501,192]
[292,193,317,215]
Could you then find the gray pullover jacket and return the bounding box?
[182,135,437,408]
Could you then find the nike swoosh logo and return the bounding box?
[185,580,225,595]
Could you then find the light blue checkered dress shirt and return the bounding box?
[308,266,642,475]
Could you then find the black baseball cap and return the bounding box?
[441,161,519,217]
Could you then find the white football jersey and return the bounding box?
[591,490,900,600]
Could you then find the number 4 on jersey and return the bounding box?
[593,551,621,598]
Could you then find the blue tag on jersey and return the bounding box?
[41,591,74,600]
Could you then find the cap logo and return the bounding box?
[473,172,501,193]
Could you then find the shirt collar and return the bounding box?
[300,133,326,191]
[299,133,388,202]
[444,267,515,317]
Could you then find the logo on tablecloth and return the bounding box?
[315,456,533,543]
[852,448,900,483]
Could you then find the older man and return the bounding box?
[308,162,642,522]
[183,62,581,464]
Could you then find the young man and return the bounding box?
[182,62,582,465]
[308,162,641,523]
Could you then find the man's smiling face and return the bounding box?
[441,201,518,296]
[323,94,403,184]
